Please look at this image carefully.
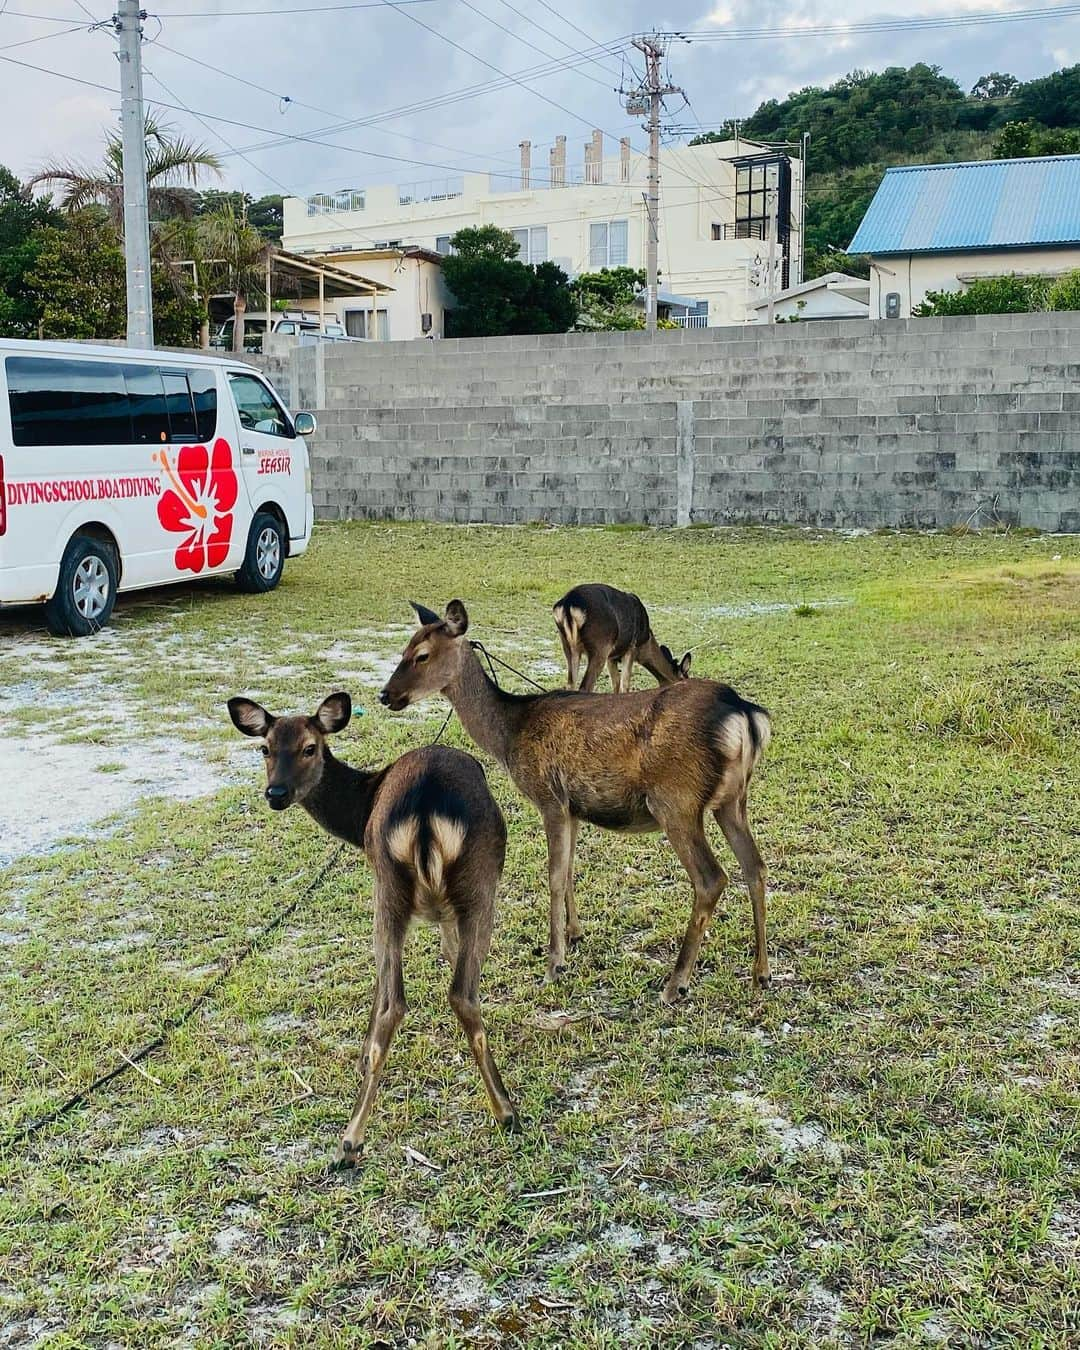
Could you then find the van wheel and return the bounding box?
[44,534,118,637]
[236,512,285,593]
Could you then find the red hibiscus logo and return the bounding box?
[154,439,238,573]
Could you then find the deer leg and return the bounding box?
[606,658,620,692]
[716,797,770,990]
[558,628,578,689]
[564,817,582,945]
[439,918,460,967]
[542,808,574,979]
[619,652,634,693]
[338,907,408,1164]
[448,909,518,1131]
[657,812,730,1006]
[579,650,606,693]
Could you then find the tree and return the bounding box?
[992,119,1080,158]
[1011,64,1080,128]
[912,275,1050,317]
[0,165,63,337]
[1047,270,1080,311]
[30,116,221,230]
[197,204,271,351]
[195,190,283,242]
[25,209,198,344]
[442,225,576,337]
[571,267,647,330]
[971,73,1018,100]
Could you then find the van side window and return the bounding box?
[161,370,197,440]
[188,367,218,441]
[6,356,130,447]
[227,373,293,439]
[124,364,170,444]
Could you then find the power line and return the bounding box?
[152,0,442,14]
[486,0,622,81]
[150,39,522,169]
[0,21,89,50]
[453,0,615,91]
[665,3,1080,41]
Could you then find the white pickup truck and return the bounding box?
[212,310,365,352]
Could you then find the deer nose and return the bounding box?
[265,784,290,809]
[378,689,391,705]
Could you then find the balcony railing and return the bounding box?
[671,313,709,328]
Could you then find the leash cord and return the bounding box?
[4,843,346,1151]
[468,639,548,692]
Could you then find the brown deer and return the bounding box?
[553,583,691,693]
[227,691,517,1164]
[380,603,772,1006]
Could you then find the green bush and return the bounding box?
[1047,269,1080,311]
[912,274,1050,316]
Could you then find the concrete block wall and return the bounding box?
[255,313,1080,532]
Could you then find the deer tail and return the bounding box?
[552,601,585,647]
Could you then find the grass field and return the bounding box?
[1,523,1078,1348]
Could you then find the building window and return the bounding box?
[345,308,390,341]
[510,226,548,265]
[734,155,792,285]
[589,219,629,269]
[435,234,454,255]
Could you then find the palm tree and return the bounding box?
[156,216,216,349]
[29,116,221,230]
[197,205,271,352]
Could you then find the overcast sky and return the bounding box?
[2,1,1078,203]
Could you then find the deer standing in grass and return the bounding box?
[553,583,691,693]
[227,691,517,1164]
[380,603,772,1005]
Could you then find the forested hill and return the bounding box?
[691,63,1080,279]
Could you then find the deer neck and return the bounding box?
[443,643,525,768]
[303,749,383,848]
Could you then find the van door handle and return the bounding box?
[241,445,256,456]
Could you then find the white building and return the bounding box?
[281,135,804,337]
[747,271,869,323]
[848,155,1080,318]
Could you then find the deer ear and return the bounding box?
[444,600,469,637]
[228,697,274,738]
[678,651,692,678]
[410,601,441,627]
[659,643,673,663]
[314,691,351,734]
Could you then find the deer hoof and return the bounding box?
[661,981,688,1007]
[500,1110,522,1134]
[546,963,567,981]
[754,972,772,992]
[335,1138,362,1168]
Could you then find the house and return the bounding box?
[848,155,1080,318]
[281,132,806,329]
[286,246,451,341]
[748,270,869,323]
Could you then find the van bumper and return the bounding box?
[0,563,59,607]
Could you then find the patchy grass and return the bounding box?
[1,525,1078,1347]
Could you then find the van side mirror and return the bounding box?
[294,411,317,436]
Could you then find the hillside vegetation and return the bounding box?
[692,63,1080,279]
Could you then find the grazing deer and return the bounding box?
[553,583,691,693]
[227,691,517,1164]
[380,603,771,1005]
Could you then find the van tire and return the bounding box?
[236,512,285,593]
[44,534,118,637]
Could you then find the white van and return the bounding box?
[0,340,317,637]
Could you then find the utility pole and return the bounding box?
[113,0,153,348]
[766,188,778,325]
[626,36,681,334]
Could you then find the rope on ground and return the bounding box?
[4,843,346,1151]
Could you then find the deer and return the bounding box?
[553,583,691,693]
[380,602,772,1007]
[227,690,517,1165]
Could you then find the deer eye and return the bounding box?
[261,745,270,757]
[415,651,429,663]
[303,744,317,757]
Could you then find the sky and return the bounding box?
[2,0,1078,205]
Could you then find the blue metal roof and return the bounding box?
[847,156,1080,255]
